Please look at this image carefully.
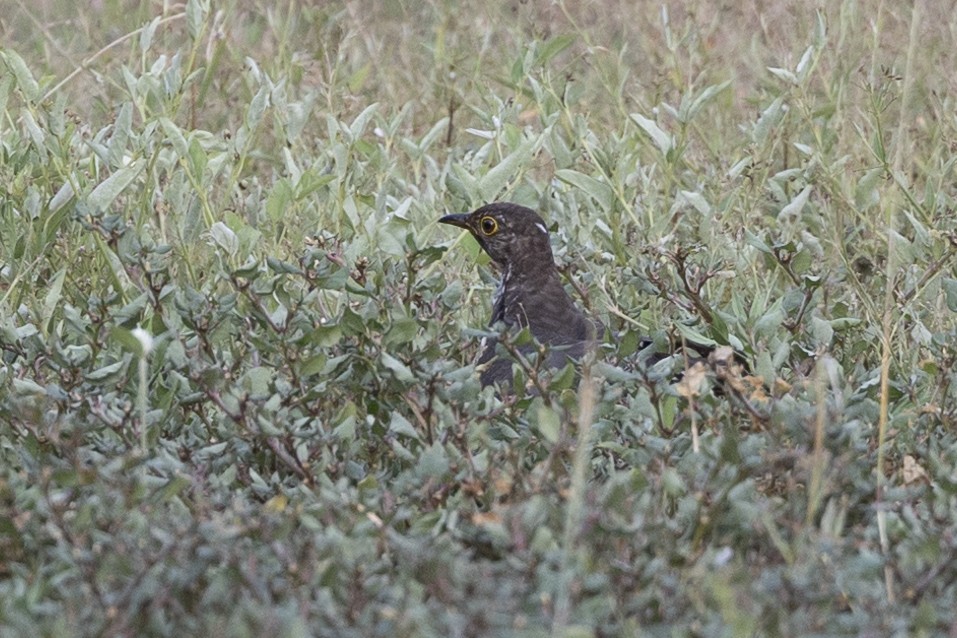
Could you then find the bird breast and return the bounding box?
[490,264,510,325]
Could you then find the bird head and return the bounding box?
[439,203,554,271]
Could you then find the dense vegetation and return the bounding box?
[2,1,956,636]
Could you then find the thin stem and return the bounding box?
[42,13,187,102]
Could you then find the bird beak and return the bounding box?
[438,213,471,229]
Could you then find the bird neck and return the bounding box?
[502,259,560,290]
[501,244,561,285]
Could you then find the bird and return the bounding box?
[439,202,602,387]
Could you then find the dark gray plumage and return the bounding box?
[440,203,601,387]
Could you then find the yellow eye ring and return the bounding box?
[479,216,498,236]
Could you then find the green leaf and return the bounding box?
[88,159,145,212]
[554,169,613,211]
[903,211,931,248]
[662,467,686,497]
[680,190,711,216]
[160,116,189,159]
[944,278,957,313]
[334,415,356,442]
[110,103,134,167]
[307,324,342,348]
[299,353,327,377]
[417,442,450,479]
[209,221,238,256]
[112,326,143,355]
[388,412,419,440]
[141,16,161,52]
[384,316,418,346]
[727,156,752,179]
[753,95,785,145]
[534,34,577,66]
[854,167,882,210]
[0,74,11,117]
[830,317,862,330]
[674,323,718,348]
[186,0,208,40]
[2,50,39,100]
[479,135,539,201]
[12,377,45,396]
[49,182,75,214]
[745,231,773,254]
[810,316,833,347]
[377,219,408,257]
[245,84,269,130]
[112,293,149,326]
[41,268,66,334]
[686,80,731,120]
[753,302,785,336]
[243,366,273,397]
[195,441,229,460]
[347,62,372,93]
[533,400,561,444]
[22,111,46,158]
[630,112,673,155]
[791,249,812,274]
[778,186,812,222]
[266,257,301,274]
[767,66,798,85]
[85,359,128,383]
[440,280,463,308]
[381,352,414,382]
[349,102,379,140]
[795,45,816,81]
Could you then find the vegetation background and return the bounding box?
[2,0,956,636]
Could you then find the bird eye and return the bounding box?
[479,216,498,236]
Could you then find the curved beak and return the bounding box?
[438,213,471,229]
